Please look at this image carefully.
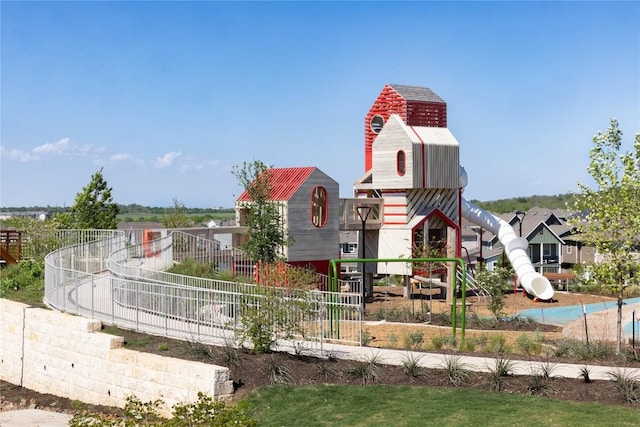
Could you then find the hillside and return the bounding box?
[470,193,576,214]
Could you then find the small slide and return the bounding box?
[459,168,554,300]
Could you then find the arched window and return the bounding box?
[396,150,406,176]
[311,186,328,228]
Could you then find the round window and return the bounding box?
[370,115,385,134]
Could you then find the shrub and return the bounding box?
[236,285,314,353]
[361,329,372,346]
[0,259,45,297]
[408,330,425,349]
[515,331,543,356]
[474,266,512,319]
[401,353,426,381]
[579,365,592,383]
[345,353,381,386]
[486,357,514,391]
[387,333,399,348]
[184,341,214,361]
[486,334,508,354]
[430,335,444,350]
[268,357,294,385]
[608,368,640,404]
[70,393,257,426]
[440,355,469,387]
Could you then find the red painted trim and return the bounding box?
[384,221,408,225]
[384,212,406,216]
[384,203,407,208]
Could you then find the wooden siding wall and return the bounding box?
[405,101,447,128]
[371,117,413,189]
[379,189,458,227]
[412,141,460,189]
[285,170,340,263]
[406,189,458,223]
[364,85,408,172]
[377,228,413,275]
[529,228,561,244]
[381,190,408,226]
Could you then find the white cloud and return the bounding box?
[2,137,108,163]
[154,151,182,169]
[111,153,133,162]
[32,137,72,155]
[0,146,37,162]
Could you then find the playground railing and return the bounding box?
[44,229,363,349]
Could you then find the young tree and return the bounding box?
[70,168,119,229]
[572,119,640,355]
[474,266,513,320]
[232,160,292,264]
[162,197,194,228]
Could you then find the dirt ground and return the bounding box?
[360,286,619,351]
[2,288,638,419]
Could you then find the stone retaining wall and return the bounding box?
[0,299,234,415]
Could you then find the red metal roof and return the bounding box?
[236,167,316,202]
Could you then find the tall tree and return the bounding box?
[70,168,119,229]
[232,160,292,264]
[572,119,640,355]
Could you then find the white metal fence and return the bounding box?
[44,230,363,349]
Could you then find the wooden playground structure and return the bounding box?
[0,229,22,265]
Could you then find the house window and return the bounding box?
[340,243,357,254]
[311,186,328,228]
[567,244,572,254]
[396,150,406,176]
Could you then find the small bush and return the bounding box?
[361,329,372,346]
[515,331,543,356]
[70,392,257,426]
[184,341,214,361]
[268,357,293,385]
[408,330,424,349]
[608,368,640,404]
[213,339,243,370]
[442,335,458,349]
[579,365,592,383]
[387,333,399,348]
[440,355,469,387]
[486,334,508,354]
[0,259,45,298]
[430,335,444,350]
[528,374,556,397]
[345,353,381,386]
[486,357,514,392]
[401,353,426,381]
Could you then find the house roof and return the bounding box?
[236,167,316,202]
[389,84,446,104]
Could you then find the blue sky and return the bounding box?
[1,1,638,209]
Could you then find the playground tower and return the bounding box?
[354,84,461,297]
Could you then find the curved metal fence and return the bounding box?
[44,229,362,348]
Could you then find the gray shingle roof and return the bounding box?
[389,84,446,103]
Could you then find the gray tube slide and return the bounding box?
[459,169,554,300]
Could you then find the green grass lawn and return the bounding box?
[242,384,640,427]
